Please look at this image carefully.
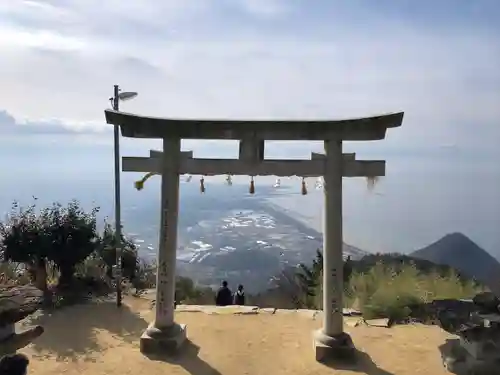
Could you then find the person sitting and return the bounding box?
[215,280,232,306]
[233,284,245,305]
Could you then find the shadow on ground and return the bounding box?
[145,340,221,375]
[321,349,395,375]
[27,299,148,362]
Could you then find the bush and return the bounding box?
[346,262,481,321]
[0,200,146,307]
[0,201,50,291]
[292,252,483,321]
[0,200,100,291]
[44,201,100,287]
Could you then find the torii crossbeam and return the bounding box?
[122,150,385,177]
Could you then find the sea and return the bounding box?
[0,177,365,292]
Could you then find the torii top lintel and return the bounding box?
[104,110,404,141]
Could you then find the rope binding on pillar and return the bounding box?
[249,176,255,194]
[200,176,206,193]
[134,172,159,191]
[301,177,307,195]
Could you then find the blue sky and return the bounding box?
[0,1,499,255]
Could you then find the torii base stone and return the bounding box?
[140,322,187,355]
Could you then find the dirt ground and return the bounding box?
[21,296,455,375]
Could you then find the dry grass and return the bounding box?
[20,295,456,375]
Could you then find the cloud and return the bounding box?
[0,1,498,159]
[230,0,292,17]
[0,110,107,135]
[1,1,499,259]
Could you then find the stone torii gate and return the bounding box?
[104,110,404,361]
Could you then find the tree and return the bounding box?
[296,249,353,308]
[267,266,306,308]
[44,201,100,287]
[296,249,323,308]
[97,222,138,282]
[0,201,50,291]
[0,200,102,291]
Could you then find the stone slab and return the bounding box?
[343,308,362,316]
[365,318,390,327]
[231,306,260,315]
[259,308,277,314]
[206,306,256,315]
[140,323,187,355]
[175,305,205,313]
[150,303,362,321]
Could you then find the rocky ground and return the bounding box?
[20,295,456,375]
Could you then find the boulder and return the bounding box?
[472,292,500,313]
[0,285,44,356]
[0,285,43,327]
[0,326,44,355]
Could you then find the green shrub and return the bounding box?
[295,253,483,321]
[345,262,480,321]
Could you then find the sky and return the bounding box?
[0,1,499,256]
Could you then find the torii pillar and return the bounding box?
[140,137,186,353]
[313,138,352,359]
[104,109,404,360]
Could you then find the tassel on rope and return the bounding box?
[249,176,255,194]
[301,177,308,195]
[186,175,193,183]
[366,176,379,191]
[134,172,158,191]
[226,174,233,186]
[200,176,206,193]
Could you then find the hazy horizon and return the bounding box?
[0,134,497,259]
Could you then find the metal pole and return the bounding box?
[113,84,123,307]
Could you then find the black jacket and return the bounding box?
[215,286,233,306]
[233,290,245,305]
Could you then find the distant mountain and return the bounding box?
[410,232,500,294]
